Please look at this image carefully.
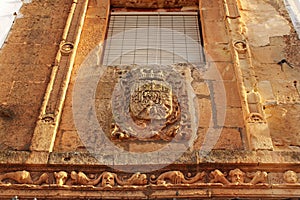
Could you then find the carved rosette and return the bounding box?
[111,65,193,142]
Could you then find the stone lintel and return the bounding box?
[110,0,198,9]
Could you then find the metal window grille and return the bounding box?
[103,12,205,66]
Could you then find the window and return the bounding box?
[103,12,204,66]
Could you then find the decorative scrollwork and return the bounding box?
[0,170,48,185]
[210,169,268,185]
[150,171,206,185]
[0,169,285,187]
[70,171,102,186]
[247,171,268,185]
[210,169,230,185]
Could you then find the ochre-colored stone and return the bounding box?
[0,0,299,198]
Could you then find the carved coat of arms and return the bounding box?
[111,65,194,142]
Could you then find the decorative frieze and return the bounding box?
[0,169,299,187]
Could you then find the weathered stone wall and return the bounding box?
[0,0,299,198]
[0,0,72,150]
[54,0,246,152]
[54,0,109,151]
[239,0,300,150]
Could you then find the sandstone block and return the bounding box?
[247,123,274,150]
[257,80,276,105]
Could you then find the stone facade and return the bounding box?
[0,0,299,199]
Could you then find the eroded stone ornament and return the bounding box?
[209,169,231,185]
[283,170,299,184]
[70,171,102,186]
[150,170,206,185]
[116,172,148,186]
[0,170,48,185]
[54,171,68,186]
[100,172,116,187]
[247,171,268,185]
[229,168,245,184]
[111,65,193,142]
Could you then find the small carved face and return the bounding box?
[230,169,245,184]
[54,171,68,186]
[101,172,115,187]
[284,170,298,184]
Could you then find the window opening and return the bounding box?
[103,12,205,66]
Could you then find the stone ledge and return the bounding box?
[0,184,299,199]
[0,150,299,166]
[198,150,300,165]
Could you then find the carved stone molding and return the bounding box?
[0,168,298,187]
[222,0,274,150]
[29,0,90,155]
[0,168,299,198]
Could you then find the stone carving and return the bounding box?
[0,169,282,187]
[233,40,247,54]
[116,172,148,186]
[111,123,130,139]
[0,170,49,185]
[229,168,245,184]
[111,65,194,142]
[54,171,68,186]
[60,41,74,55]
[210,169,268,185]
[41,114,55,123]
[210,169,230,185]
[150,171,206,185]
[100,172,116,187]
[247,171,268,185]
[70,171,102,186]
[70,171,148,187]
[247,113,266,123]
[283,170,298,184]
[70,171,117,187]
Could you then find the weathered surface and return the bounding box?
[0,0,299,198]
[239,0,300,150]
[0,0,72,150]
